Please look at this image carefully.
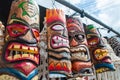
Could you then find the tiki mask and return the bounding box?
[46,9,72,78]
[84,25,115,73]
[0,0,40,80]
[108,37,120,57]
[66,17,93,77]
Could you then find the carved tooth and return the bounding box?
[53,36,57,40]
[14,54,21,60]
[81,52,84,57]
[63,39,66,43]
[80,47,84,51]
[66,40,69,43]
[53,44,58,47]
[22,46,28,50]
[34,57,38,63]
[95,54,99,58]
[30,54,34,59]
[82,48,85,51]
[8,44,13,49]
[54,39,58,43]
[15,51,18,55]
[22,52,29,58]
[84,55,88,60]
[58,37,62,41]
[63,42,67,46]
[59,43,62,46]
[34,47,38,52]
[30,47,34,51]
[77,48,79,51]
[14,44,20,49]
[7,56,13,60]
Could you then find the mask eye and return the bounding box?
[32,29,40,42]
[7,24,29,37]
[75,34,84,42]
[52,25,64,31]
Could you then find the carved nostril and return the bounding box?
[31,29,40,42]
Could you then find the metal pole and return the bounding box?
[55,0,120,37]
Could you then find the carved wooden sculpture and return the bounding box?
[0,21,6,80]
[66,17,93,77]
[84,24,115,73]
[0,0,40,80]
[46,9,72,78]
[108,37,120,57]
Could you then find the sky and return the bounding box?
[36,0,120,38]
[65,0,120,38]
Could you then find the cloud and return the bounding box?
[95,0,120,36]
[66,0,81,4]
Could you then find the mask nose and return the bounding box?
[70,38,78,47]
[20,30,35,42]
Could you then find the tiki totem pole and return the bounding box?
[0,0,40,80]
[84,25,115,73]
[46,9,72,78]
[66,17,93,77]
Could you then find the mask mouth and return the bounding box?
[94,48,108,61]
[70,45,90,61]
[51,35,69,48]
[4,42,39,65]
[88,37,99,46]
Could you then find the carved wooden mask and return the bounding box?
[46,9,72,78]
[0,0,40,80]
[108,37,120,57]
[85,25,115,73]
[67,17,93,76]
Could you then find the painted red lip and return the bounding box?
[5,42,40,65]
[14,62,36,76]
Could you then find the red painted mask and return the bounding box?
[0,0,40,79]
[67,17,93,76]
[85,25,115,73]
[46,9,72,78]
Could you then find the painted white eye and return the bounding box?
[52,25,64,30]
